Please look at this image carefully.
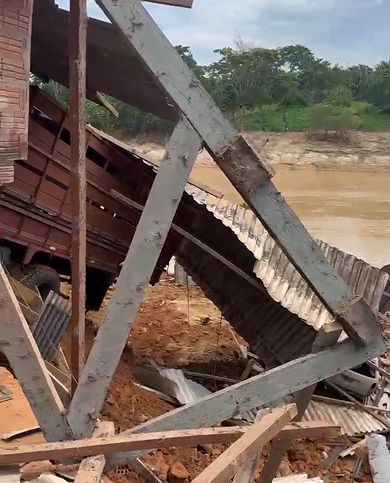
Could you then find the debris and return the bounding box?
[326,381,390,429]
[366,434,390,483]
[38,473,68,483]
[190,405,297,483]
[168,462,189,483]
[0,386,12,403]
[1,426,41,442]
[0,465,20,483]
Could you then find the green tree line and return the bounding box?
[31,43,390,136]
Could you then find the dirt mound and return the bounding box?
[60,277,373,483]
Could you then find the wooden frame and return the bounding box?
[95,0,381,347]
[67,117,202,438]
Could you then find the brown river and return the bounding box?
[190,166,390,269]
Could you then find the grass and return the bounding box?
[236,102,390,132]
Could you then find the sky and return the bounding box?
[56,0,389,67]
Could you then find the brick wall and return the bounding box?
[0,0,33,184]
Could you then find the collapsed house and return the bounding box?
[1,0,390,482]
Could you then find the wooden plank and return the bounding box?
[232,410,264,483]
[67,117,202,438]
[0,426,264,465]
[0,265,72,442]
[366,434,390,483]
[105,336,384,470]
[0,421,342,466]
[69,0,87,395]
[190,405,297,483]
[258,323,343,483]
[96,0,382,346]
[74,421,115,483]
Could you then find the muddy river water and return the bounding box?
[190,166,390,269]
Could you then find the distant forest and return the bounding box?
[32,42,390,136]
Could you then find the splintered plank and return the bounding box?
[190,405,297,483]
[95,0,382,346]
[74,421,114,483]
[67,117,202,439]
[0,420,342,466]
[0,265,72,442]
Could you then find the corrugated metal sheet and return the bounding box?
[186,186,389,331]
[160,368,211,405]
[302,398,390,437]
[31,291,71,362]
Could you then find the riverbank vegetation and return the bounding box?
[32,42,390,137]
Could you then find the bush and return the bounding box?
[327,86,354,107]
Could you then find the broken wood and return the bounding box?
[68,118,202,439]
[0,264,72,442]
[190,405,297,483]
[258,323,343,483]
[74,421,114,483]
[0,421,341,466]
[233,410,264,483]
[367,360,390,383]
[106,337,384,469]
[240,360,255,381]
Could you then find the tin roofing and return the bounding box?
[186,186,389,332]
[302,397,390,437]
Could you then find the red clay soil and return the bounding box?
[60,276,374,483]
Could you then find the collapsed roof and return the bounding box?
[31,0,180,120]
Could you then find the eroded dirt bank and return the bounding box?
[125,131,390,172]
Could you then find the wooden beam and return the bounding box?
[67,117,202,438]
[74,421,115,483]
[96,0,382,346]
[258,323,343,483]
[105,336,384,469]
[0,421,341,466]
[110,189,265,293]
[0,264,72,442]
[69,0,87,396]
[233,411,266,483]
[191,405,297,483]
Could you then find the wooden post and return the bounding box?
[74,421,115,483]
[67,118,202,438]
[105,336,384,469]
[95,0,382,346]
[69,0,88,395]
[0,265,72,442]
[257,324,343,483]
[190,405,297,483]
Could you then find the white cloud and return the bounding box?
[55,0,390,67]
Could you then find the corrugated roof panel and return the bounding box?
[302,399,390,437]
[185,186,389,332]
